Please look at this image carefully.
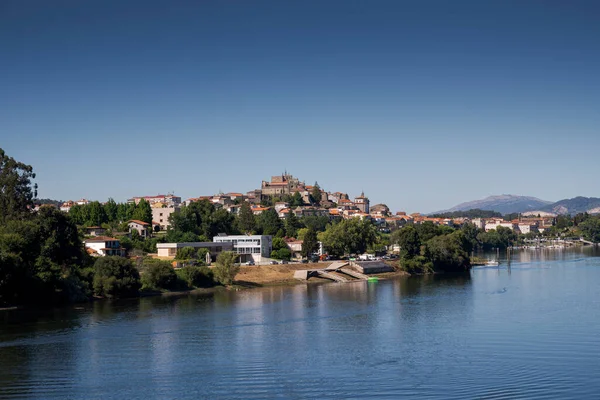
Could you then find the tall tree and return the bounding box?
[0,148,37,224]
[237,202,256,233]
[87,201,107,226]
[310,182,321,206]
[104,198,118,222]
[132,199,152,224]
[301,227,319,259]
[258,208,282,236]
[213,251,239,285]
[284,210,301,238]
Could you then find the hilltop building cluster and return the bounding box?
[55,172,559,262]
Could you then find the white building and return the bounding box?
[213,234,273,264]
[84,237,126,257]
[156,242,234,259]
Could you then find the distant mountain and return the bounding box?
[538,197,600,215]
[438,195,553,215]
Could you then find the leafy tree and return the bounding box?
[580,217,600,243]
[414,221,442,242]
[284,210,301,238]
[301,227,319,258]
[257,208,282,236]
[0,148,37,224]
[104,198,118,222]
[296,228,309,241]
[310,182,321,205]
[176,246,197,260]
[237,201,256,233]
[213,251,239,285]
[141,260,177,290]
[320,218,377,257]
[87,201,107,226]
[271,248,291,260]
[392,226,421,258]
[460,223,481,253]
[426,231,471,272]
[132,199,152,224]
[92,256,141,298]
[300,215,330,232]
[177,265,214,288]
[290,191,304,207]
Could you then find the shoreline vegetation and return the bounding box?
[3,147,600,309]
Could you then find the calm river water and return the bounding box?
[2,248,600,399]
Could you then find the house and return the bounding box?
[128,194,181,207]
[285,238,304,259]
[369,203,390,217]
[128,220,151,238]
[251,206,270,215]
[261,173,304,197]
[84,237,126,257]
[151,205,179,230]
[274,202,290,212]
[83,226,106,237]
[156,241,234,260]
[213,234,273,264]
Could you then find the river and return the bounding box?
[1,247,600,399]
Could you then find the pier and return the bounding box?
[293,261,393,282]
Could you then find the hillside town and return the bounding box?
[50,173,560,264]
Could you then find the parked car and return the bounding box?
[270,260,279,265]
[245,261,255,266]
[280,260,288,264]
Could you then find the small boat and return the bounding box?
[485,260,499,267]
[367,277,379,282]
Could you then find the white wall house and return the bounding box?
[213,234,273,263]
[84,237,126,257]
[151,206,179,230]
[156,242,234,259]
[128,220,151,238]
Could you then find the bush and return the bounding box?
[177,266,215,288]
[213,251,239,285]
[141,260,177,290]
[93,256,141,298]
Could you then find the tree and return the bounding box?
[92,256,141,298]
[0,148,37,224]
[175,246,198,260]
[426,231,471,272]
[141,260,177,290]
[320,218,377,257]
[258,208,282,236]
[310,182,321,205]
[213,251,239,285]
[290,191,304,207]
[87,201,107,226]
[237,202,256,233]
[104,198,118,222]
[284,210,301,238]
[177,265,214,288]
[580,217,600,243]
[132,199,152,224]
[301,228,318,258]
[392,226,421,258]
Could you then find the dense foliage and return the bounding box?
[429,209,502,219]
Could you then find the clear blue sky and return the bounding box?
[1,0,599,213]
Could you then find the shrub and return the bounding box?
[141,260,177,290]
[177,266,215,288]
[93,256,141,298]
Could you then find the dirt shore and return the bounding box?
[234,262,409,286]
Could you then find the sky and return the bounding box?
[1,0,599,213]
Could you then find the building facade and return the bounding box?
[213,234,273,263]
[156,242,234,259]
[84,237,126,257]
[151,206,179,230]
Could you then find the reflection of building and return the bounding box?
[84,237,126,257]
[261,173,304,196]
[213,234,273,263]
[156,242,233,259]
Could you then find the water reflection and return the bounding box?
[1,249,600,399]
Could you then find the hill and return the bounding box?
[539,197,600,215]
[438,195,552,215]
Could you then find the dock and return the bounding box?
[293,261,393,282]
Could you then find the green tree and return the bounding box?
[290,191,304,207]
[392,226,421,258]
[580,217,600,243]
[301,227,318,258]
[426,231,471,272]
[87,201,107,226]
[284,210,301,238]
[320,218,377,257]
[141,260,177,290]
[310,182,321,206]
[237,201,256,233]
[258,208,282,236]
[92,256,141,298]
[0,148,37,224]
[175,246,197,260]
[213,251,239,285]
[177,265,214,288]
[104,198,118,222]
[132,199,152,224]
